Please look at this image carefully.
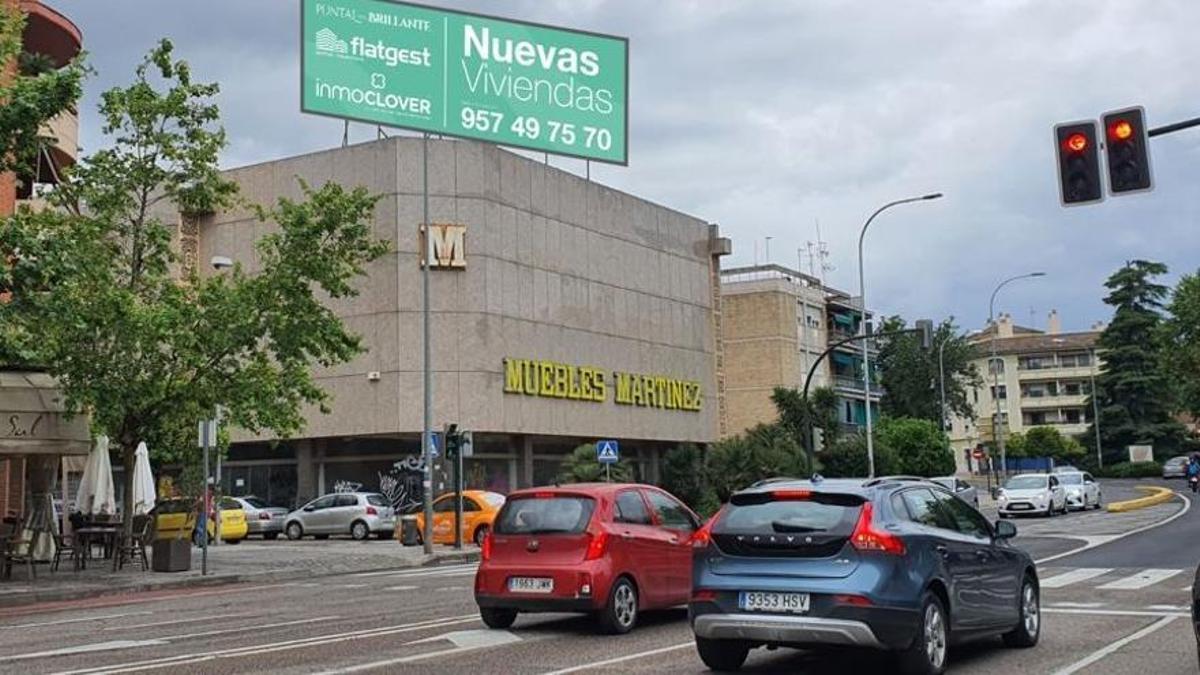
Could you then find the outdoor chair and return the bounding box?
[116,515,152,571]
[51,530,80,573]
[1,523,35,581]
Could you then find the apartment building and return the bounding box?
[949,311,1103,470]
[720,264,879,437]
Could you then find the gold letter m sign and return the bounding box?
[421,223,466,269]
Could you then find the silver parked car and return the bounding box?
[1057,471,1102,510]
[231,496,290,540]
[930,476,979,509]
[284,492,397,541]
[1164,456,1190,479]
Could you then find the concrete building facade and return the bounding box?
[719,264,879,438]
[949,311,1102,472]
[190,138,729,509]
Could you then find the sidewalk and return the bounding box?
[0,539,479,610]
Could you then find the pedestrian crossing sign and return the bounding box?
[596,440,619,464]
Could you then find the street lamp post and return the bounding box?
[859,193,943,478]
[1089,346,1103,468]
[988,272,1046,479]
[938,336,948,431]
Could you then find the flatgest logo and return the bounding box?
[315,28,348,55]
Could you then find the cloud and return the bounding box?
[56,0,1200,332]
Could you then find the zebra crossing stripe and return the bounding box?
[1097,568,1184,590]
[1040,568,1112,589]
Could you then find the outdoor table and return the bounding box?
[74,526,120,571]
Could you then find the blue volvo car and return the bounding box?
[688,476,1040,674]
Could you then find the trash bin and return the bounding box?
[400,515,420,547]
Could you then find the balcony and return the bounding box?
[1019,393,1089,409]
[832,375,883,396]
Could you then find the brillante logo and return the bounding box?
[315,28,348,55]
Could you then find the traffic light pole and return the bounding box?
[1148,115,1200,138]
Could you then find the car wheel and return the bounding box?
[224,538,242,545]
[351,520,370,541]
[695,636,750,672]
[898,592,948,675]
[598,577,638,634]
[285,523,303,541]
[264,532,280,541]
[473,525,490,547]
[479,607,518,629]
[1003,576,1041,648]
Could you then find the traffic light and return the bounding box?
[444,423,460,459]
[1102,106,1152,195]
[1054,121,1103,205]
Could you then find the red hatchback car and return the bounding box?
[474,483,701,634]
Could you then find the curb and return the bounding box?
[0,548,480,611]
[1106,486,1176,513]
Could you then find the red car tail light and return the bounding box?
[584,529,609,561]
[691,588,717,602]
[770,489,812,500]
[365,506,378,516]
[850,502,905,555]
[833,593,873,607]
[532,491,557,499]
[481,531,494,562]
[690,507,724,549]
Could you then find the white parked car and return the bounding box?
[997,473,1067,518]
[1057,471,1102,510]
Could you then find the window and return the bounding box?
[988,358,1005,375]
[463,498,482,513]
[1049,476,1060,488]
[241,497,270,509]
[934,491,991,539]
[334,494,359,507]
[1083,473,1095,484]
[973,388,979,404]
[614,490,652,525]
[1064,409,1082,424]
[1064,382,1083,396]
[899,489,950,530]
[1005,476,1047,490]
[218,497,241,511]
[1060,353,1091,367]
[495,496,596,534]
[991,385,1007,400]
[308,495,336,510]
[645,490,696,531]
[366,494,389,508]
[433,496,455,513]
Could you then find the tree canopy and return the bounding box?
[877,317,981,424]
[1165,270,1200,419]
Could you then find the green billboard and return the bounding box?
[301,0,629,164]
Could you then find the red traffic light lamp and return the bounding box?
[1102,106,1153,194]
[1053,121,1103,206]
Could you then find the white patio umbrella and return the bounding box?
[76,435,116,516]
[130,441,156,516]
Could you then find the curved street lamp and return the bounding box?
[988,272,1047,478]
[858,193,943,478]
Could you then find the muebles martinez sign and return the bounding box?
[301,0,629,164]
[502,358,703,413]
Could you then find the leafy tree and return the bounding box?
[558,444,633,483]
[661,444,718,515]
[771,385,839,451]
[0,5,86,180]
[1021,426,1084,463]
[877,417,955,477]
[1003,432,1028,459]
[0,41,388,532]
[818,432,898,478]
[876,317,981,424]
[705,424,809,500]
[1088,261,1187,462]
[1165,271,1200,418]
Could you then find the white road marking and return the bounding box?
[52,614,480,674]
[384,585,418,591]
[2,611,154,630]
[1146,604,1190,611]
[1040,568,1112,589]
[1097,568,1183,590]
[1044,607,1190,618]
[1035,490,1190,565]
[1,640,166,663]
[1046,602,1106,609]
[540,642,694,675]
[352,563,477,578]
[1050,615,1178,675]
[155,615,336,641]
[317,629,522,674]
[436,586,469,592]
[104,613,253,632]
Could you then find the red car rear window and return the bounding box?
[495,496,595,535]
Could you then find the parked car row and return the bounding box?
[473,477,1040,675]
[996,471,1101,518]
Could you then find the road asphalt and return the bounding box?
[0,478,1194,674]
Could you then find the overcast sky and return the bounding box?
[55,0,1200,333]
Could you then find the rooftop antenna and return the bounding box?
[803,219,835,287]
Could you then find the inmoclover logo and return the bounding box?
[314,28,348,55]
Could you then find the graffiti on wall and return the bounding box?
[377,455,425,513]
[332,480,363,494]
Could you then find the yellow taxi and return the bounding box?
[410,490,506,546]
[153,497,249,544]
